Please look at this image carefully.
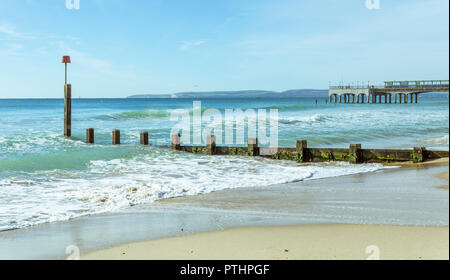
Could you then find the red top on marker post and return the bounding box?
[62,56,71,63]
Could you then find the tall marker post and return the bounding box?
[62,56,72,137]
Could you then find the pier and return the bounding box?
[329,80,449,104]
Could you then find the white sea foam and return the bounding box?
[0,150,392,231]
[422,135,449,145]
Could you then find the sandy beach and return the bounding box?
[82,158,449,261]
[1,158,448,260]
[83,224,449,260]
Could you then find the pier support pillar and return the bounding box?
[404,94,408,104]
[64,84,72,137]
[349,144,363,164]
[372,94,376,104]
[296,140,310,163]
[112,130,120,145]
[413,147,427,163]
[248,138,259,156]
[415,93,418,104]
[140,131,149,145]
[389,94,392,104]
[206,135,217,155]
[86,128,94,144]
[171,133,181,150]
[339,95,342,103]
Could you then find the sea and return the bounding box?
[0,95,448,231]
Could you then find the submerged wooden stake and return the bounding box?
[86,128,94,144]
[171,133,181,150]
[248,138,259,156]
[112,130,120,145]
[296,140,309,162]
[140,131,149,145]
[349,144,363,164]
[207,135,216,155]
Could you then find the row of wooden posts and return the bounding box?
[85,128,148,145]
[82,129,448,164]
[84,129,226,148]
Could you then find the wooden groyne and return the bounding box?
[170,134,449,164]
[80,129,448,164]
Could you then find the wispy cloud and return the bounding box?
[60,43,113,74]
[0,24,34,40]
[179,40,205,51]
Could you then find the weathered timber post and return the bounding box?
[349,144,363,164]
[415,93,418,104]
[86,128,94,144]
[248,138,259,156]
[64,84,72,137]
[296,140,310,163]
[412,147,427,163]
[62,56,72,137]
[140,131,149,145]
[206,135,216,155]
[112,130,120,145]
[171,133,181,150]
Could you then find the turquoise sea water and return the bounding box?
[0,96,448,230]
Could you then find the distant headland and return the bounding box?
[127,89,329,99]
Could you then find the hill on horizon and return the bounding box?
[127,89,330,99]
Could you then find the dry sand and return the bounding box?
[83,224,449,260]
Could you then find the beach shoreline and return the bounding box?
[83,158,449,260]
[0,158,448,260]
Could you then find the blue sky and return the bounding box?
[0,0,448,98]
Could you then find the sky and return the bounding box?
[0,0,448,98]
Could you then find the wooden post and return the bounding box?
[248,138,259,156]
[112,130,120,145]
[64,84,72,137]
[349,144,363,164]
[206,135,216,155]
[296,140,309,162]
[86,128,94,144]
[171,133,181,150]
[413,147,427,163]
[140,131,149,145]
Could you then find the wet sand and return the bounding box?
[437,170,449,190]
[0,159,448,260]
